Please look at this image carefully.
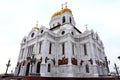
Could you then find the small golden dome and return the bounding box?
[34,27,39,30]
[33,21,39,30]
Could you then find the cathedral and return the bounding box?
[15,3,109,77]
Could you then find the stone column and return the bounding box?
[40,37,48,76]
[67,41,72,65]
[89,36,99,77]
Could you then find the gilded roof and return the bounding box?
[51,7,72,18]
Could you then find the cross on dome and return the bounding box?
[61,2,68,9]
[51,2,72,18]
[33,20,39,30]
[85,24,88,32]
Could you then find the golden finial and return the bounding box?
[65,2,67,8]
[36,20,38,27]
[34,20,39,30]
[61,4,63,9]
[85,24,88,32]
[61,2,67,9]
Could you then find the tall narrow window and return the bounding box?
[21,49,24,59]
[31,45,34,54]
[62,16,65,23]
[48,64,51,72]
[36,62,40,73]
[25,63,30,76]
[69,17,72,23]
[86,64,89,73]
[28,45,34,56]
[72,43,74,55]
[39,42,41,54]
[84,44,87,55]
[17,65,21,76]
[49,42,52,54]
[62,43,65,55]
[28,47,30,56]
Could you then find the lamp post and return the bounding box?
[117,56,120,78]
[5,59,11,75]
[114,63,119,78]
[105,57,110,74]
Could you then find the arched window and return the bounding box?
[48,64,51,72]
[62,16,65,23]
[69,17,72,23]
[72,43,74,55]
[62,43,65,55]
[31,33,34,37]
[36,62,41,73]
[41,30,43,33]
[49,42,52,54]
[39,42,41,54]
[25,63,30,76]
[17,65,21,76]
[86,64,89,73]
[84,44,87,55]
[61,31,65,35]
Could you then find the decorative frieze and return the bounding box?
[58,57,68,65]
[71,58,77,65]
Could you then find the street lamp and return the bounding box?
[5,59,11,75]
[114,63,119,78]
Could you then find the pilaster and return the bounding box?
[89,36,99,76]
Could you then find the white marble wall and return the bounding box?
[15,8,108,77]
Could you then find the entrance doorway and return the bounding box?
[25,63,30,76]
[17,65,21,76]
[36,62,41,73]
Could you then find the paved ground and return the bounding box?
[0,75,118,80]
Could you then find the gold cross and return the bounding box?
[61,4,64,9]
[61,2,68,9]
[65,2,67,8]
[36,20,38,27]
[85,24,88,31]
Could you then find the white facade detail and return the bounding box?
[15,6,109,77]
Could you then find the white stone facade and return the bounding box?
[14,6,109,77]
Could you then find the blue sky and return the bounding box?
[0,0,120,74]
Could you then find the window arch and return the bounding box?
[62,16,65,23]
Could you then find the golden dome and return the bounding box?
[51,11,61,18]
[51,8,72,18]
[33,21,39,30]
[34,27,39,30]
[61,8,72,14]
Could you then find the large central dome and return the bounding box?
[51,7,72,18]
